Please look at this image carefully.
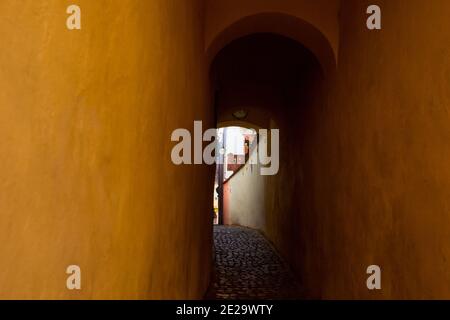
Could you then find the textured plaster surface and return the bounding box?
[263,0,450,299]
[0,0,212,299]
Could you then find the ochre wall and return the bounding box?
[263,0,450,299]
[0,0,213,299]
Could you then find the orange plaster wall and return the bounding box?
[0,0,213,299]
[264,0,450,299]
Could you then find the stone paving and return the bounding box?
[209,225,302,300]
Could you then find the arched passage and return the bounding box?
[205,10,338,76]
[208,30,326,298]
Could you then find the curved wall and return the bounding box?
[205,0,340,74]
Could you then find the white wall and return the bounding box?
[223,147,267,231]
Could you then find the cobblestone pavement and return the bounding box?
[209,225,302,300]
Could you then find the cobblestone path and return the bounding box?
[209,225,302,300]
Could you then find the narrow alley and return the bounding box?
[209,226,301,300]
[1,0,450,302]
